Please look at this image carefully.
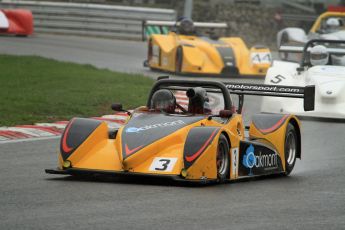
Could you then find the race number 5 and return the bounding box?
[149,157,177,172]
[270,75,286,84]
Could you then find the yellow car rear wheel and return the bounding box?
[284,123,297,176]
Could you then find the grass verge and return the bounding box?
[0,55,154,126]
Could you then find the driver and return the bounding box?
[150,89,176,113]
[310,45,329,66]
[178,18,195,35]
[187,87,211,114]
[325,18,341,33]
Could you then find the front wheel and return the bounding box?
[216,134,230,183]
[284,123,297,175]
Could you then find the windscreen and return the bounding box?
[151,88,226,115]
[319,16,345,34]
[173,89,225,115]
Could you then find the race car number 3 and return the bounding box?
[149,157,177,172]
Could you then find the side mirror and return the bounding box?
[219,110,232,118]
[207,109,232,120]
[111,103,123,111]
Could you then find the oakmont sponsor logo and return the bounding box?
[243,144,278,169]
[254,152,278,168]
[125,120,185,133]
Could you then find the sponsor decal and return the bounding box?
[162,56,168,66]
[242,144,278,175]
[152,45,159,64]
[225,84,302,93]
[231,147,239,178]
[125,120,185,133]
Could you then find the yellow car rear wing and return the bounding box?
[142,20,228,41]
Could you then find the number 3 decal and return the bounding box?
[155,159,171,171]
[149,157,177,172]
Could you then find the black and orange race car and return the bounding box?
[46,78,315,183]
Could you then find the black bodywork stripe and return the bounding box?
[200,37,237,66]
[122,113,205,159]
[251,114,289,134]
[183,127,220,169]
[60,118,102,161]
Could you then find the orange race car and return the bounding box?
[0,9,33,36]
[46,78,315,184]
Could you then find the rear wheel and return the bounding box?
[284,123,297,175]
[175,46,183,73]
[148,39,153,62]
[216,134,230,183]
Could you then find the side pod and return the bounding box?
[248,114,301,171]
[183,127,220,180]
[59,118,122,171]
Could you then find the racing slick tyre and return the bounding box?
[175,46,183,73]
[284,123,297,176]
[216,134,230,183]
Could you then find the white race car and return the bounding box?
[261,39,345,119]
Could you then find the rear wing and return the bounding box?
[224,82,315,112]
[279,45,345,55]
[142,20,228,41]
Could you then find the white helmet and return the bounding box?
[310,45,329,66]
[326,18,340,27]
[326,18,340,33]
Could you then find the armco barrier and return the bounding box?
[0,0,176,40]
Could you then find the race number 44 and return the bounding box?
[149,157,177,172]
[251,52,271,64]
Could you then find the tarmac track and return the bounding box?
[0,34,345,230]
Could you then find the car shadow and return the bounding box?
[45,171,297,188]
[45,174,218,188]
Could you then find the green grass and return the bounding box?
[0,55,154,126]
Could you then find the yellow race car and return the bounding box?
[143,19,272,77]
[45,78,315,184]
[277,10,345,47]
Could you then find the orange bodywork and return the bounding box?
[55,112,297,182]
[147,32,271,77]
